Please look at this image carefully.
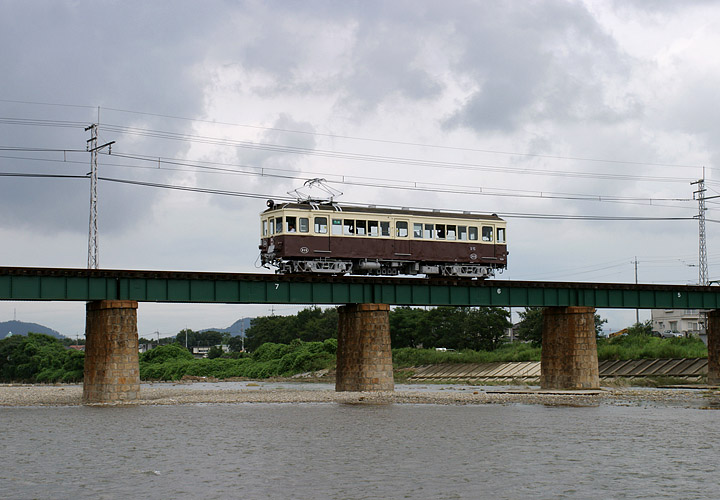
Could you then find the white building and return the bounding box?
[651,309,706,337]
[192,345,230,358]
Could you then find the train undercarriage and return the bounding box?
[268,258,499,278]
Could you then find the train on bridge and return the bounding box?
[259,200,508,278]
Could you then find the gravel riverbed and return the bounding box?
[1,382,718,408]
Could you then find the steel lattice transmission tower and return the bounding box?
[85,123,114,269]
[692,175,708,286]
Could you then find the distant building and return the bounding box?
[651,309,706,341]
[138,342,158,353]
[192,345,230,358]
[68,344,85,351]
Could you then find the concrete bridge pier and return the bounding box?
[707,310,720,385]
[336,303,394,392]
[83,300,140,404]
[540,306,600,389]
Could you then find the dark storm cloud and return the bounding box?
[216,1,445,107]
[442,1,638,133]
[0,1,223,234]
[213,1,638,131]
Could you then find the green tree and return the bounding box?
[517,307,544,345]
[140,343,194,363]
[413,306,510,351]
[294,307,338,342]
[462,307,511,351]
[389,307,426,348]
[0,333,84,383]
[595,314,608,336]
[207,345,225,359]
[227,335,246,352]
[626,320,652,336]
[245,315,295,350]
[245,307,338,351]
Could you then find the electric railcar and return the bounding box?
[259,201,508,278]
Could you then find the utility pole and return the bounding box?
[633,257,639,325]
[85,120,115,269]
[691,172,708,286]
[692,170,709,336]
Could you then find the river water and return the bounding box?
[2,385,720,499]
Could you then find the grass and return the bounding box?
[596,334,707,361]
[392,343,541,369]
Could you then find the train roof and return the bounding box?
[262,202,504,221]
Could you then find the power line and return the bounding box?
[107,151,695,206]
[0,171,697,222]
[0,113,701,183]
[82,104,708,169]
[0,98,96,110]
[1,99,704,168]
[98,122,701,183]
[0,117,88,129]
[0,149,696,208]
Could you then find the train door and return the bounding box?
[393,218,411,256]
[481,225,495,260]
[312,215,331,254]
[496,225,507,262]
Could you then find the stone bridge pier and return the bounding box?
[83,300,140,404]
[707,310,720,385]
[336,303,394,392]
[541,306,600,390]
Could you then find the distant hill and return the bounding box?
[200,317,253,337]
[0,320,65,340]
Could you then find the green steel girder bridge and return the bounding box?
[1,266,718,309]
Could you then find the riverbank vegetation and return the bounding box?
[139,339,337,381]
[597,332,707,360]
[0,333,84,383]
[0,307,709,383]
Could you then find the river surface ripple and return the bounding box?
[2,389,720,499]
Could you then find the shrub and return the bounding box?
[140,343,193,364]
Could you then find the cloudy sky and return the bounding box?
[2,0,720,337]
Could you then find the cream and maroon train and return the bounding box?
[259,201,507,278]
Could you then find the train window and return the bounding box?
[343,219,355,235]
[332,218,342,235]
[356,220,367,236]
[424,224,433,239]
[497,227,506,243]
[314,217,328,234]
[396,221,408,237]
[469,227,478,241]
[269,218,275,235]
[380,221,390,237]
[369,221,379,237]
[275,217,283,234]
[286,216,297,233]
[414,223,423,238]
[299,217,309,233]
[436,224,446,239]
[262,219,268,237]
[447,225,456,240]
[458,226,467,240]
[482,226,493,242]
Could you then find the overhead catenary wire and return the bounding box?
[0,171,698,222]
[0,99,707,169]
[0,149,697,209]
[0,114,704,183]
[96,122,701,184]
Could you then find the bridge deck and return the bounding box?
[1,266,719,308]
